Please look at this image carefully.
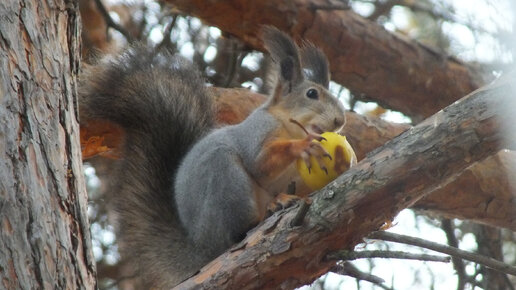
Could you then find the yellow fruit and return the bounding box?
[296,132,357,191]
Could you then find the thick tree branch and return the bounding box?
[174,72,515,289]
[165,0,488,120]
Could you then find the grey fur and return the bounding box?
[175,107,278,257]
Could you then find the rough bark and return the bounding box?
[175,73,515,289]
[0,0,96,289]
[165,0,488,120]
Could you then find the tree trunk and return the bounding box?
[0,0,96,289]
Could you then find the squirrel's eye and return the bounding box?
[306,88,319,100]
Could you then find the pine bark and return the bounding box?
[0,0,96,289]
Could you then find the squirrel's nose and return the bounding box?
[334,116,345,129]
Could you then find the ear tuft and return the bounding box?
[301,43,330,88]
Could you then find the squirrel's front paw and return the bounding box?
[266,193,301,216]
[299,134,332,175]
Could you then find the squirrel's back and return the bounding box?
[80,45,214,288]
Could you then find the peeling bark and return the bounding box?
[165,0,488,120]
[175,73,516,289]
[0,0,96,289]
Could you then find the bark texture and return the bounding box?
[166,0,487,120]
[0,0,96,289]
[175,72,515,290]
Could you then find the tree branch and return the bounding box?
[332,262,392,290]
[368,231,516,276]
[441,219,467,290]
[174,71,516,289]
[165,0,489,120]
[327,250,451,263]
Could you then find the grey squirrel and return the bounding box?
[80,27,345,288]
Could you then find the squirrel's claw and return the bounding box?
[300,151,312,174]
[302,142,331,175]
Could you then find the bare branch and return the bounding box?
[327,250,451,263]
[332,262,392,290]
[368,231,516,276]
[441,219,467,290]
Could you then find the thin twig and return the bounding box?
[93,0,134,42]
[368,231,516,276]
[289,118,310,135]
[441,219,467,290]
[332,262,392,290]
[327,250,451,263]
[157,14,178,50]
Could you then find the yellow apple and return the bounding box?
[296,132,357,190]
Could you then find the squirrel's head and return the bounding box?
[262,26,345,138]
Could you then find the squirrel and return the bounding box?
[79,27,345,288]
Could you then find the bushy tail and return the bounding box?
[80,45,214,288]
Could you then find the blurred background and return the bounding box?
[80,0,516,289]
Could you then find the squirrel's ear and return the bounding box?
[301,43,330,88]
[262,26,304,93]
